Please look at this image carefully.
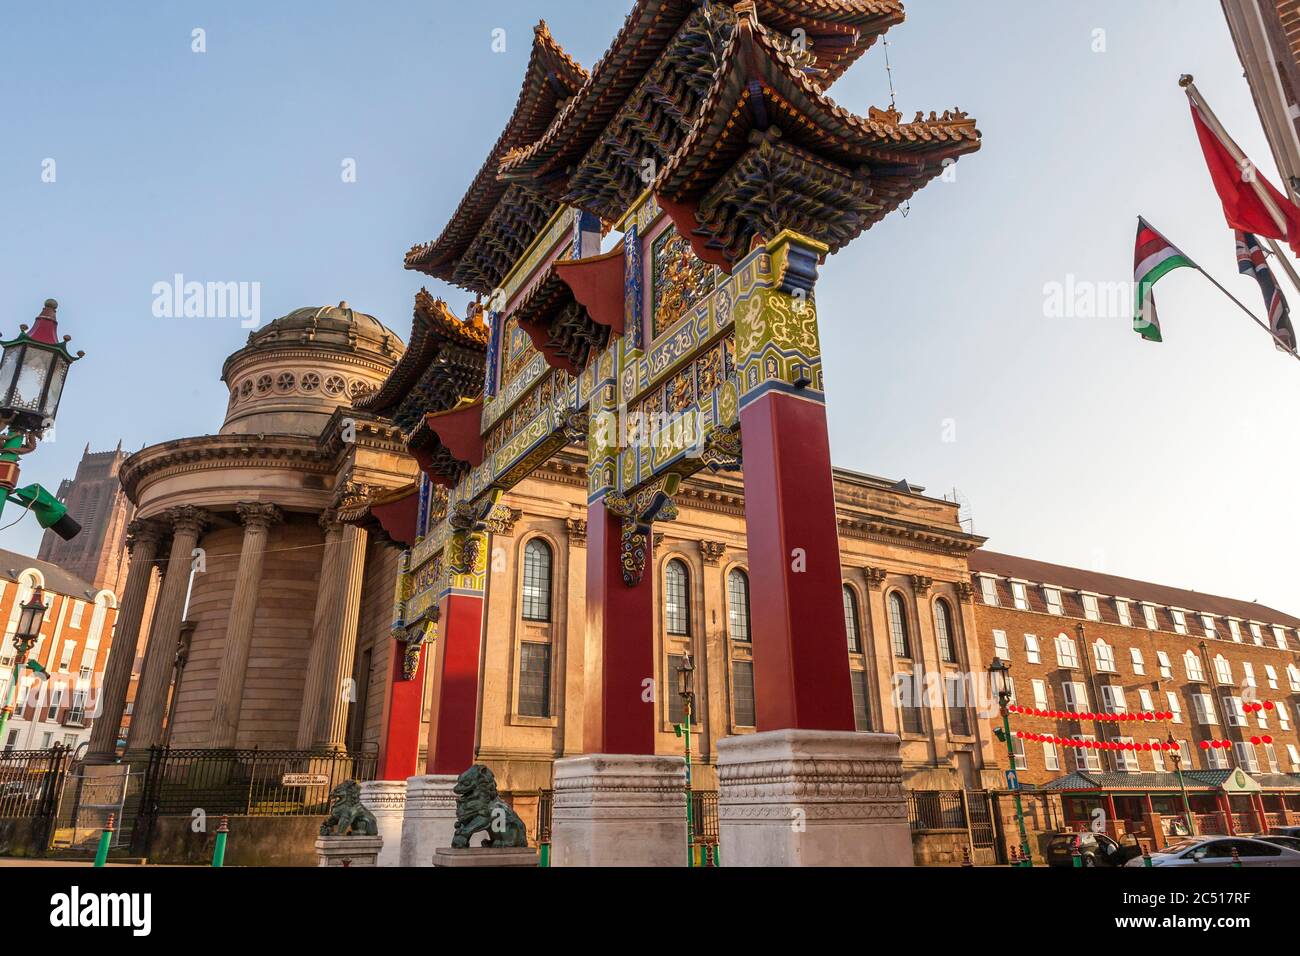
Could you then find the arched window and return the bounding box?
[935,598,956,663]
[664,559,690,635]
[521,539,552,622]
[888,592,911,658]
[727,569,750,642]
[843,586,862,653]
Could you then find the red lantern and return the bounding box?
[1251,736,1262,746]
[1263,735,1274,745]
[1264,701,1275,711]
[1200,740,1211,749]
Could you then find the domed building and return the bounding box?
[86,302,423,765]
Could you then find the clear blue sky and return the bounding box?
[2,2,1296,613]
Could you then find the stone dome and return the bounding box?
[219,301,405,438]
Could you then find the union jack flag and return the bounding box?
[1235,231,1297,353]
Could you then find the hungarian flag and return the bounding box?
[1236,231,1298,352]
[1134,217,1194,342]
[1188,84,1300,257]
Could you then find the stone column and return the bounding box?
[717,729,914,867]
[359,779,407,867]
[85,519,164,764]
[125,506,210,760]
[296,513,343,748]
[208,503,282,748]
[297,514,367,749]
[551,754,687,867]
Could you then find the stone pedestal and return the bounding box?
[359,780,407,868]
[433,846,538,868]
[551,754,686,867]
[315,835,384,867]
[716,729,913,867]
[398,774,457,867]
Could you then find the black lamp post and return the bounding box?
[0,300,83,540]
[674,652,696,867]
[0,586,50,743]
[989,656,1033,866]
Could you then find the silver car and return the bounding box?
[1126,836,1300,867]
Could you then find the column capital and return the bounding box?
[126,518,166,552]
[236,502,283,532]
[163,505,213,537]
[318,508,346,535]
[699,540,728,566]
[564,517,587,547]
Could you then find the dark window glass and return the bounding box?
[935,599,957,663]
[851,670,870,732]
[947,674,971,736]
[518,643,551,717]
[521,539,552,622]
[844,586,861,653]
[728,569,751,642]
[898,672,925,735]
[732,661,756,727]
[665,559,690,635]
[889,592,911,658]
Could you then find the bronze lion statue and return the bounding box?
[450,764,528,848]
[320,779,378,837]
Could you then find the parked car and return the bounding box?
[1045,830,1142,867]
[1125,836,1300,867]
[1270,825,1300,839]
[1259,835,1300,852]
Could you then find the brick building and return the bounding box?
[37,444,135,595]
[970,550,1300,847]
[0,549,120,752]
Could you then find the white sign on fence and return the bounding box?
[281,773,330,787]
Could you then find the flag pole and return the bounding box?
[1261,234,1300,299]
[1180,75,1293,238]
[1189,261,1300,360]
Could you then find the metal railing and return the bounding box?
[533,788,718,847]
[908,790,968,831]
[0,745,71,820]
[690,790,719,845]
[136,746,377,818]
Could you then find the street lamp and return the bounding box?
[0,299,83,539]
[0,300,81,435]
[674,652,696,867]
[1166,731,1197,837]
[989,656,1034,867]
[0,586,51,744]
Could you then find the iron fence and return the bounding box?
[0,745,71,820]
[690,790,719,845]
[536,789,553,843]
[136,746,377,818]
[908,790,968,831]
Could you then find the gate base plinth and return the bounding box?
[359,780,406,867]
[717,729,914,867]
[397,774,457,867]
[315,835,383,867]
[433,846,538,867]
[550,755,686,867]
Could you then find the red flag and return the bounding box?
[1189,96,1300,257]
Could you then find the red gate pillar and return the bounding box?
[582,481,675,755]
[424,530,488,775]
[376,639,425,780]
[735,232,854,732]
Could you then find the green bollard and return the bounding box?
[211,815,229,867]
[539,843,550,868]
[93,812,115,868]
[1143,850,1152,868]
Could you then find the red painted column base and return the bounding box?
[425,593,485,776]
[739,390,855,733]
[583,500,656,755]
[376,644,424,780]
